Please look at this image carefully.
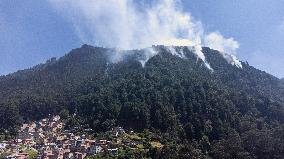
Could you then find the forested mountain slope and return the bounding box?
[1,45,284,158]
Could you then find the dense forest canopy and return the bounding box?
[0,45,284,158]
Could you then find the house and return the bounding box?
[17,153,29,159]
[15,139,22,144]
[57,122,64,130]
[63,152,74,159]
[122,139,138,148]
[0,142,7,149]
[52,115,60,122]
[88,145,96,155]
[54,148,64,159]
[112,127,125,137]
[98,140,107,145]
[74,152,86,159]
[95,145,104,154]
[43,150,57,159]
[7,153,29,159]
[22,139,32,145]
[20,124,28,132]
[62,143,71,149]
[85,139,96,147]
[108,148,118,155]
[86,140,96,154]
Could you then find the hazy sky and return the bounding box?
[0,0,284,78]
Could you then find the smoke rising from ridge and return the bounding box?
[205,32,242,68]
[49,0,241,67]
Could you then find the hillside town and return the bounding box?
[0,115,153,159]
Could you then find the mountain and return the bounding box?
[1,45,284,158]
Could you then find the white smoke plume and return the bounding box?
[204,32,239,55]
[48,0,241,68]
[205,32,242,68]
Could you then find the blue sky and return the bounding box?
[1,0,284,77]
